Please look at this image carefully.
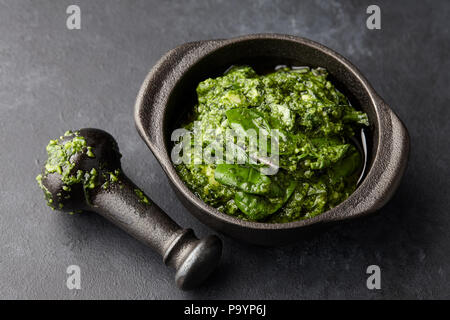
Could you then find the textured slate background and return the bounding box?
[0,0,448,299]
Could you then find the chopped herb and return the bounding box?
[134,188,150,205]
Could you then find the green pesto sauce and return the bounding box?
[36,131,122,212]
[174,65,369,223]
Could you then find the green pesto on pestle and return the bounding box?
[174,65,369,223]
[134,188,150,205]
[36,131,123,212]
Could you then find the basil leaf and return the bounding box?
[214,164,282,196]
[225,108,271,135]
[234,180,297,221]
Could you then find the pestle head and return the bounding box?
[36,128,122,212]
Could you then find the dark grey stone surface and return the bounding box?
[0,0,448,299]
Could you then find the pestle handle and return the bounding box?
[90,175,222,290]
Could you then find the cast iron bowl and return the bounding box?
[135,34,409,246]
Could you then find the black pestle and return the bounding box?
[36,128,222,290]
